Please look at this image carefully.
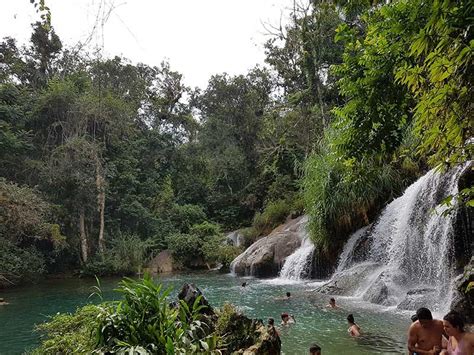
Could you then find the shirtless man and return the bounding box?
[408,307,445,355]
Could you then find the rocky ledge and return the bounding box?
[230,216,307,277]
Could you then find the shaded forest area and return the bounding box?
[1,0,472,286]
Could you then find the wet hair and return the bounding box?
[411,314,418,322]
[268,317,275,326]
[309,343,322,354]
[286,292,291,297]
[443,311,465,332]
[347,314,355,324]
[281,312,289,320]
[416,307,433,321]
[330,298,335,303]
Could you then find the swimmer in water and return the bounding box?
[347,314,361,337]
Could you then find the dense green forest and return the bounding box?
[1,0,472,287]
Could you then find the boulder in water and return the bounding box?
[231,216,306,277]
[147,250,174,273]
[177,283,215,316]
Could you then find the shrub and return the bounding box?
[170,204,207,233]
[303,137,402,251]
[166,233,203,266]
[82,234,153,276]
[32,305,101,354]
[0,239,46,287]
[32,276,221,354]
[97,276,219,354]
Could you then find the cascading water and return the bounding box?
[323,164,470,313]
[279,235,314,280]
[279,216,315,280]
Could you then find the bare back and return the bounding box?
[408,320,444,354]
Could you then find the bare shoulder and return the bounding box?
[408,321,420,332]
[464,332,474,343]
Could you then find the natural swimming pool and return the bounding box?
[0,272,410,354]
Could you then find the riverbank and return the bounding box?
[0,272,410,354]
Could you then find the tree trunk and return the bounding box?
[79,207,88,263]
[96,156,106,253]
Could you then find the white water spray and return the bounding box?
[278,216,315,280]
[328,164,470,312]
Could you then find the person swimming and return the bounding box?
[309,343,322,355]
[347,314,361,337]
[326,297,339,309]
[281,312,296,325]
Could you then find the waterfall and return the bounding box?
[326,164,470,312]
[279,235,315,280]
[279,216,315,280]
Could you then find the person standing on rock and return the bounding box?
[408,307,445,355]
[440,311,474,355]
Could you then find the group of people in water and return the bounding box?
[241,282,473,354]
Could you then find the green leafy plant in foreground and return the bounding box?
[97,275,220,354]
[32,276,221,354]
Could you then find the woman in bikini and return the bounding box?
[441,311,474,355]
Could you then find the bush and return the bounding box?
[166,233,203,266]
[32,305,101,354]
[303,136,402,252]
[0,239,46,287]
[97,276,219,354]
[170,204,207,233]
[33,276,220,354]
[82,234,153,276]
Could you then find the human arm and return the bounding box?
[407,325,440,354]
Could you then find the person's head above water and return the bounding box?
[330,297,335,305]
[416,307,433,327]
[268,317,275,326]
[443,311,465,335]
[309,343,321,355]
[241,282,247,287]
[347,314,355,324]
[281,312,289,321]
[411,314,418,322]
[286,292,291,298]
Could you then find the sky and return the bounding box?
[0,0,293,89]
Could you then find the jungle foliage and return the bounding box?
[2,0,472,279]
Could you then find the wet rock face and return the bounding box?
[231,216,306,278]
[451,257,474,323]
[397,288,437,311]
